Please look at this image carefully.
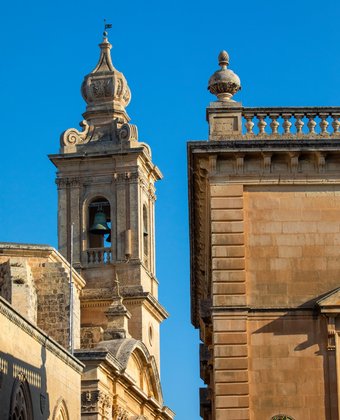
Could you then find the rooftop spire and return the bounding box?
[80,30,131,123]
[104,274,131,340]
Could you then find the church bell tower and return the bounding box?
[49,32,167,368]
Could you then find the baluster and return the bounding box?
[306,113,317,134]
[282,113,292,134]
[331,114,340,134]
[269,113,279,135]
[319,113,329,135]
[244,114,254,135]
[294,113,304,135]
[257,113,267,135]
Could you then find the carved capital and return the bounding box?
[326,316,336,351]
[56,177,80,189]
[81,390,112,417]
[112,405,129,420]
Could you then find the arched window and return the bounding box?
[143,205,148,260]
[271,415,295,420]
[88,197,111,249]
[53,399,69,420]
[9,373,33,420]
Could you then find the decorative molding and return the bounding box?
[326,316,336,351]
[118,123,138,143]
[56,177,81,189]
[60,120,94,147]
[81,390,112,416]
[112,405,129,420]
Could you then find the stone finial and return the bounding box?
[81,34,131,123]
[104,274,131,340]
[208,50,241,102]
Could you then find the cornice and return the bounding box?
[0,242,86,291]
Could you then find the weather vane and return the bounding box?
[103,19,112,37]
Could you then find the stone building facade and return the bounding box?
[49,32,174,419]
[0,32,174,419]
[188,51,340,419]
[0,243,84,419]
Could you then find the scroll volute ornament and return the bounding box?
[60,120,94,147]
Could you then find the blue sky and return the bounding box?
[1,0,340,418]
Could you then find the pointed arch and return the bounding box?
[9,373,33,420]
[52,398,70,420]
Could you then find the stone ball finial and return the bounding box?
[208,50,241,101]
[218,50,229,67]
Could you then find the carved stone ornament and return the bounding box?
[208,50,241,101]
[60,120,94,147]
[118,123,138,142]
[81,390,111,414]
[81,37,131,111]
[56,177,80,189]
[112,405,129,420]
[327,316,336,351]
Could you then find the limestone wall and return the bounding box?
[208,181,340,420]
[0,244,85,350]
[0,296,83,419]
[244,185,340,308]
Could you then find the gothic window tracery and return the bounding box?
[9,374,33,420]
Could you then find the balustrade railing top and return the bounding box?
[239,107,340,138]
[86,247,112,265]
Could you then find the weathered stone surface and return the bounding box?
[188,70,340,419]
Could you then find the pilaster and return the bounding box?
[210,183,249,419]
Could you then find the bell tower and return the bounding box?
[49,33,167,368]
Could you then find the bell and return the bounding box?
[90,211,110,235]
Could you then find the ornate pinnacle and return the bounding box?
[208,50,241,102]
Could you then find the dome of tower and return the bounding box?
[81,36,131,116]
[208,50,241,101]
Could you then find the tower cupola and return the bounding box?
[81,35,131,124]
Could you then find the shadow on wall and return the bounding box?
[252,295,337,420]
[0,346,50,419]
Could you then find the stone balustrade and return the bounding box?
[86,247,112,265]
[241,107,340,138]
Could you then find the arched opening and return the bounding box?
[9,374,33,420]
[87,197,112,264]
[53,399,69,420]
[143,205,149,262]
